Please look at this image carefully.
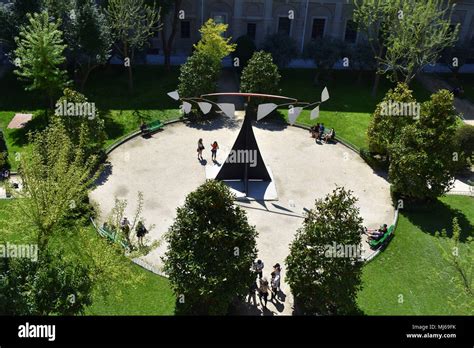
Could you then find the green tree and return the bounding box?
[68,0,112,90]
[10,122,99,251]
[262,33,298,68]
[0,0,42,53]
[285,187,364,315]
[349,42,377,84]
[163,180,258,315]
[0,249,93,315]
[159,0,183,71]
[453,124,474,173]
[194,18,236,64]
[13,11,70,107]
[389,90,458,201]
[435,218,473,313]
[54,88,106,158]
[106,0,161,92]
[304,37,345,83]
[367,83,417,155]
[382,0,459,84]
[354,0,458,95]
[177,51,220,98]
[240,51,281,95]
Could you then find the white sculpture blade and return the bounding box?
[288,107,303,125]
[183,102,192,114]
[167,90,180,100]
[321,87,330,102]
[198,102,213,114]
[310,105,320,120]
[257,103,278,121]
[218,103,235,118]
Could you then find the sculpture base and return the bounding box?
[206,165,278,201]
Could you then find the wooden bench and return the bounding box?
[142,120,163,137]
[369,225,395,250]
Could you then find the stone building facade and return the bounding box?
[156,0,474,55]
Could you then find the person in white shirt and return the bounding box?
[270,271,280,301]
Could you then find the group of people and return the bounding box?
[120,217,149,245]
[310,123,336,143]
[364,224,388,242]
[248,259,282,309]
[197,138,219,162]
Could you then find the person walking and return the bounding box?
[273,263,282,292]
[135,220,148,246]
[270,271,280,301]
[120,217,131,244]
[258,277,270,308]
[197,138,205,161]
[247,280,258,306]
[210,141,219,162]
[254,259,264,279]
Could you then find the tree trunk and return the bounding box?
[128,64,134,93]
[80,58,94,92]
[161,0,182,72]
[124,42,134,93]
[372,45,385,98]
[371,72,380,98]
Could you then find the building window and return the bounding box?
[311,18,326,39]
[278,17,291,36]
[213,14,227,25]
[247,23,257,40]
[181,21,190,39]
[344,20,358,43]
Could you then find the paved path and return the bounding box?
[90,118,394,316]
[417,74,474,126]
[216,68,245,110]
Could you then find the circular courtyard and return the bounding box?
[90,115,394,315]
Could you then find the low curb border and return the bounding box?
[289,121,399,263]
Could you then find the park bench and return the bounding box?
[142,120,163,137]
[369,224,395,250]
[92,219,130,250]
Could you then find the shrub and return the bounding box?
[178,51,221,99]
[286,187,364,315]
[389,90,458,201]
[240,51,281,95]
[453,124,474,172]
[163,180,258,315]
[261,33,298,68]
[367,83,417,155]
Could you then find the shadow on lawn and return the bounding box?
[8,111,49,148]
[403,199,474,241]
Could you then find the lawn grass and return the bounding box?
[279,69,431,149]
[0,198,176,316]
[0,66,182,168]
[358,195,474,315]
[85,263,175,316]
